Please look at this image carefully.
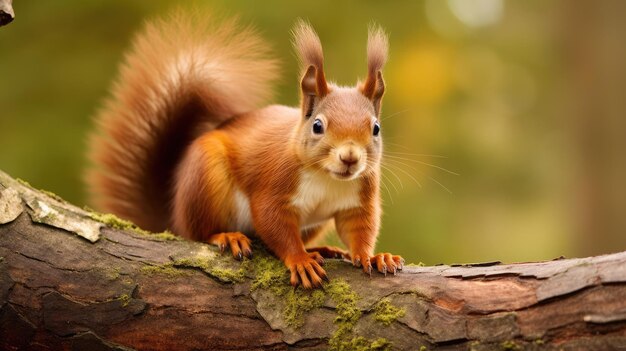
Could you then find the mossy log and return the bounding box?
[1,170,625,351]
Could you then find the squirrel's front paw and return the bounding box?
[207,232,252,260]
[284,252,328,289]
[352,253,404,276]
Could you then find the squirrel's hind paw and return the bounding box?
[306,246,350,261]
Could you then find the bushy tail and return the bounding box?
[86,11,278,232]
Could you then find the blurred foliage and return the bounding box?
[1,0,625,264]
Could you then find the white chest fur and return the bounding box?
[291,170,361,229]
[229,188,254,233]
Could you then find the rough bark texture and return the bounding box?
[0,169,625,351]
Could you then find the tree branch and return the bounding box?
[0,169,625,350]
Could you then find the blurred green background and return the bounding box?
[1,0,625,265]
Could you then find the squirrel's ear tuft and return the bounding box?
[360,25,388,117]
[293,20,329,118]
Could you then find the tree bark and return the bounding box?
[0,170,625,351]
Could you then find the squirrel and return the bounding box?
[87,11,404,289]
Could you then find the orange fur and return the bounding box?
[86,11,278,231]
[360,25,388,116]
[88,11,402,289]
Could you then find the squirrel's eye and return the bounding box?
[312,119,324,134]
[373,122,381,136]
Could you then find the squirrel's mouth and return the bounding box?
[328,168,357,180]
[335,170,352,178]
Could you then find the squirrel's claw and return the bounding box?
[352,252,404,277]
[322,273,330,282]
[244,249,253,259]
[307,251,325,265]
[286,253,328,289]
[351,253,373,276]
[207,232,253,261]
[397,257,404,270]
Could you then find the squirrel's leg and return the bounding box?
[173,136,253,260]
[302,222,350,260]
[251,198,327,289]
[335,207,404,276]
[335,207,377,274]
[306,246,350,260]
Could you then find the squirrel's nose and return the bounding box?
[340,154,359,167]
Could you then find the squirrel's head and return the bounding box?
[292,21,387,181]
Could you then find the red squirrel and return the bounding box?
[87,11,403,289]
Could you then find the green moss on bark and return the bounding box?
[250,255,289,293]
[149,230,181,241]
[373,298,405,326]
[88,211,182,241]
[501,340,520,350]
[173,257,250,283]
[405,262,425,267]
[89,212,151,235]
[284,289,326,328]
[248,254,394,350]
[326,278,364,350]
[118,293,130,307]
[106,267,121,280]
[333,337,392,351]
[250,254,326,328]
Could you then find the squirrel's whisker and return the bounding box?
[380,165,401,194]
[385,150,447,158]
[380,108,413,121]
[380,164,403,191]
[382,161,422,189]
[378,173,395,206]
[385,159,452,194]
[384,155,458,175]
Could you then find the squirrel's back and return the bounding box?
[86,11,279,231]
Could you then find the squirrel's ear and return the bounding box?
[300,65,328,118]
[361,71,385,118]
[293,20,329,118]
[360,25,388,117]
